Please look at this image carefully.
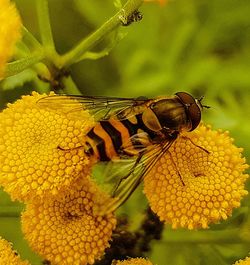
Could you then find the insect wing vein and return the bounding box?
[37,95,150,121]
[96,139,175,215]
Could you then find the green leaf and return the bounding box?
[0,69,36,91]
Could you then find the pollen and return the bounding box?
[0,237,30,265]
[0,92,95,202]
[144,124,249,229]
[21,176,116,265]
[113,258,153,265]
[0,0,22,78]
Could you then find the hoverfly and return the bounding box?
[38,92,208,214]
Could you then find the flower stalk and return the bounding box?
[61,75,83,95]
[21,26,42,51]
[5,53,45,77]
[60,0,144,68]
[36,0,56,54]
[0,206,23,217]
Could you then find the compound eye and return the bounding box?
[175,92,196,105]
[175,92,201,131]
[188,103,201,131]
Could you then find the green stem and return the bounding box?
[0,206,23,217]
[33,75,51,94]
[22,26,43,51]
[62,75,82,95]
[15,41,30,57]
[162,228,250,244]
[5,53,45,77]
[36,0,56,54]
[60,0,144,67]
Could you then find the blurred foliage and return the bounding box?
[0,0,250,264]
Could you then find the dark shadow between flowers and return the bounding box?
[95,207,164,265]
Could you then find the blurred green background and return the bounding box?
[0,0,250,264]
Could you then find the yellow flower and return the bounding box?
[234,257,250,265]
[113,258,153,265]
[0,237,30,265]
[0,0,22,78]
[144,124,249,229]
[21,175,116,265]
[0,92,95,202]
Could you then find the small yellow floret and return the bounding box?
[233,257,250,265]
[0,0,22,78]
[0,237,30,265]
[21,176,116,265]
[0,92,95,202]
[144,124,249,229]
[113,257,153,265]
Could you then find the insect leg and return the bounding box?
[167,150,185,186]
[57,145,84,151]
[180,135,214,177]
[181,135,210,154]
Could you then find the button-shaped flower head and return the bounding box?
[22,175,117,265]
[0,92,95,202]
[144,124,249,229]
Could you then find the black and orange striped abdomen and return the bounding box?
[85,114,156,162]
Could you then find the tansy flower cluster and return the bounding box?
[233,257,250,265]
[0,0,22,78]
[22,175,117,265]
[0,92,95,202]
[0,237,30,265]
[0,92,249,264]
[0,92,117,264]
[113,257,153,265]
[144,124,249,229]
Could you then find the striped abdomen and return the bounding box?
[85,114,156,161]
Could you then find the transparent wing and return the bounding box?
[37,94,150,121]
[93,138,175,215]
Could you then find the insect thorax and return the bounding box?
[150,97,192,133]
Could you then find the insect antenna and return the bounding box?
[198,96,210,109]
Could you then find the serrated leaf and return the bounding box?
[0,69,36,91]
